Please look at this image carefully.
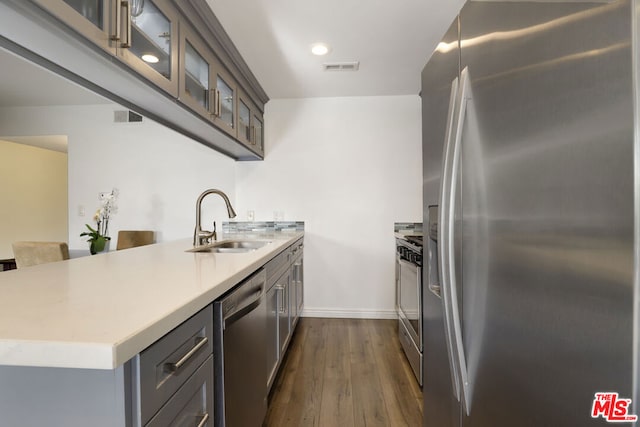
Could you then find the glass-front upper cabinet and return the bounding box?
[253,108,264,155]
[179,24,212,118]
[179,24,237,138]
[34,0,179,96]
[213,70,236,137]
[237,92,252,147]
[117,0,179,96]
[237,90,264,156]
[32,0,116,53]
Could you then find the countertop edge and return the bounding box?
[0,232,304,370]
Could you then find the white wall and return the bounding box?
[236,96,423,318]
[0,140,68,259]
[0,105,236,250]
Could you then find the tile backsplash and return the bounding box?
[394,222,422,233]
[222,221,304,233]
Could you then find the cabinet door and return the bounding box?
[179,24,213,119]
[146,355,214,427]
[297,251,304,314]
[252,108,264,155]
[276,270,291,355]
[266,284,279,390]
[32,0,116,53]
[212,63,237,138]
[116,0,179,96]
[237,91,252,147]
[137,305,213,425]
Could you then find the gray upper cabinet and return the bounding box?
[238,90,264,156]
[237,94,252,146]
[212,64,236,138]
[31,0,116,53]
[34,0,179,97]
[179,23,213,118]
[118,0,179,97]
[179,23,240,140]
[252,107,264,156]
[12,0,267,159]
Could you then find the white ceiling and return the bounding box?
[0,0,464,112]
[206,0,464,99]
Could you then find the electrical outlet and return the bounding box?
[247,210,255,221]
[78,205,85,217]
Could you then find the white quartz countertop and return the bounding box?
[0,232,303,370]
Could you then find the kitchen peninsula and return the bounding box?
[0,229,303,426]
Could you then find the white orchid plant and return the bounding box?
[81,188,119,254]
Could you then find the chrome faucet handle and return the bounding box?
[212,221,217,241]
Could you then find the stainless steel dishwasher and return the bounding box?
[213,269,267,427]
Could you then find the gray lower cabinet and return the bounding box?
[290,239,304,327]
[133,304,214,425]
[146,355,214,427]
[0,304,215,427]
[276,269,291,356]
[264,238,304,392]
[266,280,280,388]
[0,240,302,426]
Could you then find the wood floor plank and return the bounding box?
[264,319,309,424]
[266,317,328,427]
[347,318,390,427]
[368,320,424,426]
[318,319,354,426]
[264,318,424,427]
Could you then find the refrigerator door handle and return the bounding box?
[446,66,472,416]
[438,74,462,403]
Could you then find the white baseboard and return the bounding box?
[300,307,398,320]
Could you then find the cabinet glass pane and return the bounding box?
[239,100,250,141]
[185,41,210,110]
[217,76,234,128]
[130,0,171,79]
[254,116,263,151]
[63,0,103,28]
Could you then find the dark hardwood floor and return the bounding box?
[264,318,423,427]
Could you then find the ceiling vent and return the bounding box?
[322,61,360,72]
[114,110,143,123]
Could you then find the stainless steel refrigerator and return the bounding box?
[421,1,639,426]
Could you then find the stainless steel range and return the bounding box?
[396,233,423,386]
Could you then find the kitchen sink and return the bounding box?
[187,240,272,254]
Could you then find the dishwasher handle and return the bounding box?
[222,270,266,329]
[224,295,262,329]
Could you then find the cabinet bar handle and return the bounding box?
[165,336,208,373]
[196,413,210,427]
[216,89,222,118]
[120,0,132,48]
[209,89,215,116]
[276,285,285,313]
[111,0,121,41]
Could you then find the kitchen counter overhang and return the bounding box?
[0,232,303,370]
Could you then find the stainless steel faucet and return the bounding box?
[193,189,237,247]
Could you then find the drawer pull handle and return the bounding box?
[196,413,210,427]
[166,336,208,373]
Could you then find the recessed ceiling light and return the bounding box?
[141,54,159,63]
[311,43,330,56]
